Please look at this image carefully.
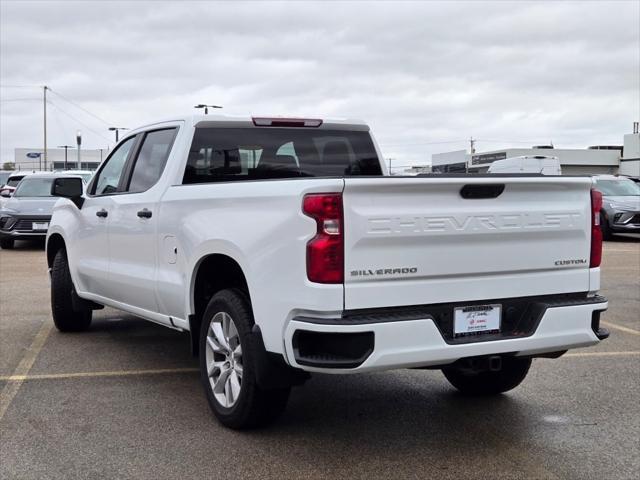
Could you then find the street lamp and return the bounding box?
[194,104,222,115]
[76,130,82,168]
[57,145,75,170]
[108,127,128,142]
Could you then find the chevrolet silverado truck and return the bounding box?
[46,114,609,429]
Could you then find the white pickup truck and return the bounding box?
[47,115,609,429]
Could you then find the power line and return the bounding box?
[49,103,74,145]
[47,88,113,126]
[47,100,113,144]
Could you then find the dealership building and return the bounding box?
[432,127,640,177]
[12,147,107,172]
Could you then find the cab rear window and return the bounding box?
[182,128,382,184]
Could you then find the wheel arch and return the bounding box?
[189,253,251,352]
[46,233,66,268]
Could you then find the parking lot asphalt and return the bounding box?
[0,237,638,480]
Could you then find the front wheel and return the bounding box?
[442,356,532,395]
[51,249,92,332]
[199,289,290,429]
[0,237,14,249]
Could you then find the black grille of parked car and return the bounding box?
[630,214,640,225]
[13,217,51,231]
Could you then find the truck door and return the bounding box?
[73,136,137,297]
[105,128,178,316]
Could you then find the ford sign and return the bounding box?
[26,152,41,159]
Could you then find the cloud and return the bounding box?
[1,0,638,170]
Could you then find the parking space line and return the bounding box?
[0,321,53,422]
[564,351,640,358]
[0,367,199,382]
[0,351,638,384]
[601,321,640,336]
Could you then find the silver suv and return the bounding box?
[0,173,84,249]
[593,175,640,239]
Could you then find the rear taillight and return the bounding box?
[303,193,343,283]
[590,189,603,268]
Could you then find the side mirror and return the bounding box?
[0,190,11,198]
[51,177,84,208]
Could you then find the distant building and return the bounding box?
[431,150,467,173]
[14,147,107,171]
[431,126,640,176]
[404,165,431,175]
[619,124,640,176]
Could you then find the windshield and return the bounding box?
[183,127,382,184]
[596,178,640,196]
[13,177,55,197]
[7,176,25,187]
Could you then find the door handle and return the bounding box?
[96,209,108,218]
[137,208,152,219]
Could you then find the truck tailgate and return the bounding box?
[343,176,593,310]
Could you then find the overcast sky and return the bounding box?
[1,0,639,170]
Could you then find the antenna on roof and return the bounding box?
[194,104,223,115]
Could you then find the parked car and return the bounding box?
[0,171,12,187]
[593,175,640,239]
[0,171,43,208]
[488,155,561,175]
[0,172,84,249]
[0,173,27,198]
[46,114,608,429]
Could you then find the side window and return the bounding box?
[127,129,177,193]
[93,137,136,195]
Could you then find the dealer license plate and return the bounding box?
[32,222,49,231]
[454,304,501,337]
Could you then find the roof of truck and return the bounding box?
[129,114,369,134]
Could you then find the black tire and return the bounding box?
[0,238,14,249]
[600,213,613,241]
[51,249,92,332]
[199,289,290,429]
[442,356,532,395]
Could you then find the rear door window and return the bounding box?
[183,128,381,184]
[126,128,177,193]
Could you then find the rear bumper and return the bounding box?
[283,295,608,373]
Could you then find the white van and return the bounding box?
[488,156,561,175]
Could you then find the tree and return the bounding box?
[2,162,15,171]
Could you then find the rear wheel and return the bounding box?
[0,238,14,249]
[442,356,532,395]
[199,289,290,429]
[51,249,92,332]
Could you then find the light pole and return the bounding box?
[57,145,74,170]
[43,86,48,170]
[194,104,222,115]
[76,130,82,168]
[108,127,128,142]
